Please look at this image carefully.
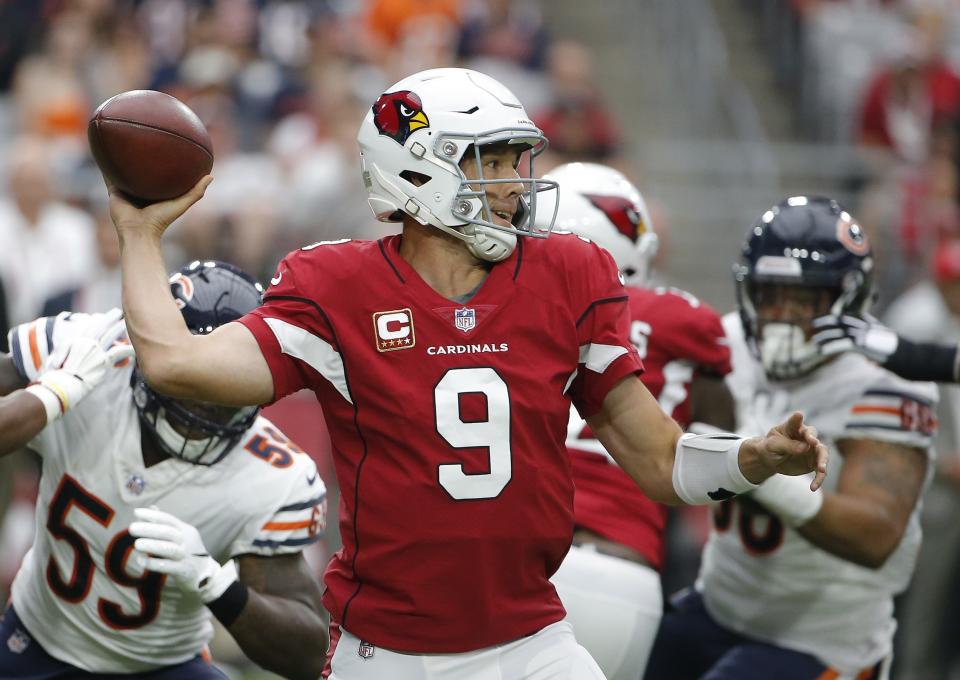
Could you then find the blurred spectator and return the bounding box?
[457,0,549,71]
[0,1,47,93]
[41,205,121,317]
[858,114,960,306]
[12,9,92,139]
[0,136,96,330]
[857,8,960,164]
[883,238,960,680]
[534,40,623,167]
[364,0,460,52]
[268,64,386,245]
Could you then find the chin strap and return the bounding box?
[465,225,517,263]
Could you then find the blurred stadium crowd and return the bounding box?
[4,0,960,678]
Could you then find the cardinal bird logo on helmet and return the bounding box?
[372,90,430,145]
[584,194,645,242]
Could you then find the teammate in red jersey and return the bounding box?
[538,163,735,680]
[104,68,826,680]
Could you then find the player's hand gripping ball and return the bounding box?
[88,90,213,205]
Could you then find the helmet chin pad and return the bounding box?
[464,224,517,262]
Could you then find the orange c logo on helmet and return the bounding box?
[169,273,194,310]
[372,90,430,145]
[836,215,869,256]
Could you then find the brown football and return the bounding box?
[88,90,213,204]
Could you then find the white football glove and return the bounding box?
[129,507,238,603]
[811,313,900,364]
[26,308,134,424]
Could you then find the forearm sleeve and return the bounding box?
[884,338,959,383]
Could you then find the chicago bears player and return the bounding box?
[104,68,826,680]
[537,163,735,680]
[644,197,939,680]
[0,262,328,680]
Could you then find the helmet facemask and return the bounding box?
[737,275,869,381]
[133,371,259,466]
[449,135,557,237]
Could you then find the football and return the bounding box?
[87,90,213,204]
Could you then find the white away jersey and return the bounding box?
[8,311,327,673]
[696,313,938,673]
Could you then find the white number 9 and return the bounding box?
[435,367,512,500]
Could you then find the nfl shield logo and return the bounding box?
[126,474,146,495]
[7,628,30,654]
[454,307,476,333]
[358,641,375,659]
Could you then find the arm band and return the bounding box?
[672,433,758,505]
[206,579,250,628]
[25,384,62,424]
[883,338,959,383]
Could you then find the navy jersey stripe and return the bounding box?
[845,421,933,433]
[9,331,26,380]
[278,493,326,512]
[45,317,55,350]
[575,296,629,327]
[378,239,405,284]
[252,534,322,549]
[862,389,934,408]
[512,236,524,281]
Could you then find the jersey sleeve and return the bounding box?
[655,290,731,376]
[228,436,328,558]
[7,310,122,382]
[568,243,644,418]
[842,373,939,449]
[236,250,343,404]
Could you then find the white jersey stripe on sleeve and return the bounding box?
[264,317,352,404]
[578,343,628,374]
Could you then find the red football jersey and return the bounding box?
[566,286,731,569]
[238,233,642,653]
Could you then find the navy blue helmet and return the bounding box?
[132,260,264,465]
[734,196,874,379]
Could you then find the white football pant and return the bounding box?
[328,620,605,680]
[550,544,663,680]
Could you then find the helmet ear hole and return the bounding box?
[400,170,432,187]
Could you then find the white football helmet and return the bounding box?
[536,163,658,285]
[357,68,558,262]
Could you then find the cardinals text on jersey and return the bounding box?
[237,232,643,652]
[7,311,326,673]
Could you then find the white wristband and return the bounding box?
[672,433,758,505]
[200,558,239,604]
[25,384,64,425]
[750,472,824,527]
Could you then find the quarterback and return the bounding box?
[538,162,735,680]
[106,68,825,679]
[0,262,328,680]
[645,197,938,680]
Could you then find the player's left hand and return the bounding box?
[27,309,135,423]
[812,313,899,364]
[742,412,828,491]
[130,506,237,603]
